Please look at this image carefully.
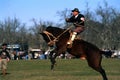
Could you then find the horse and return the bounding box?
[40,26,108,80]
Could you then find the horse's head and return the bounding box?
[41,26,68,46]
[41,26,71,46]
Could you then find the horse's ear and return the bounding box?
[39,32,43,35]
[47,26,52,28]
[39,32,46,37]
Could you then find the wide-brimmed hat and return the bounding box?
[72,8,80,13]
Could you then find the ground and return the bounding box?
[0,58,120,80]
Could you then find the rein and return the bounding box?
[43,27,71,46]
[43,31,56,42]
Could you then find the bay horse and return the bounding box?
[40,26,108,80]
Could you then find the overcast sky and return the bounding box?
[0,0,120,26]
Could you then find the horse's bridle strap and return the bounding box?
[43,31,56,41]
[43,28,71,45]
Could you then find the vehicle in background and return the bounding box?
[111,50,120,58]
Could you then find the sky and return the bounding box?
[0,0,120,27]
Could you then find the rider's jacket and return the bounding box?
[66,14,85,27]
[0,49,10,59]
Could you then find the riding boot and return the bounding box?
[67,32,77,44]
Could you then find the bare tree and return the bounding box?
[0,17,20,44]
[95,1,120,49]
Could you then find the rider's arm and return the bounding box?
[65,16,74,22]
[80,14,85,21]
[6,51,11,60]
[76,14,85,26]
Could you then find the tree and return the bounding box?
[95,1,120,49]
[0,17,20,44]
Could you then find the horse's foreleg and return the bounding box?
[49,51,57,70]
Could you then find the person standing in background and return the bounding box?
[0,43,11,76]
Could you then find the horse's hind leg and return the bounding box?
[87,61,108,80]
[99,68,108,80]
[91,66,108,80]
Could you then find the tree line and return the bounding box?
[0,2,120,50]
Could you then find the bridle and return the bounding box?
[43,31,56,46]
[43,31,56,42]
[43,28,71,46]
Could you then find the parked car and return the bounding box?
[111,50,120,58]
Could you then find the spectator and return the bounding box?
[39,53,45,59]
[0,43,11,76]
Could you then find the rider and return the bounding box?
[65,8,85,45]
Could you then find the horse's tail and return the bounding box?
[100,50,113,58]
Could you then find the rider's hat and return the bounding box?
[72,8,80,13]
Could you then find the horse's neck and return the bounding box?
[49,28,64,37]
[47,27,70,38]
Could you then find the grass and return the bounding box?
[0,58,120,80]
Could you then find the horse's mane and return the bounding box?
[46,26,70,37]
[46,26,64,34]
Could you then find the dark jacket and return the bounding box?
[0,49,11,59]
[66,14,85,26]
